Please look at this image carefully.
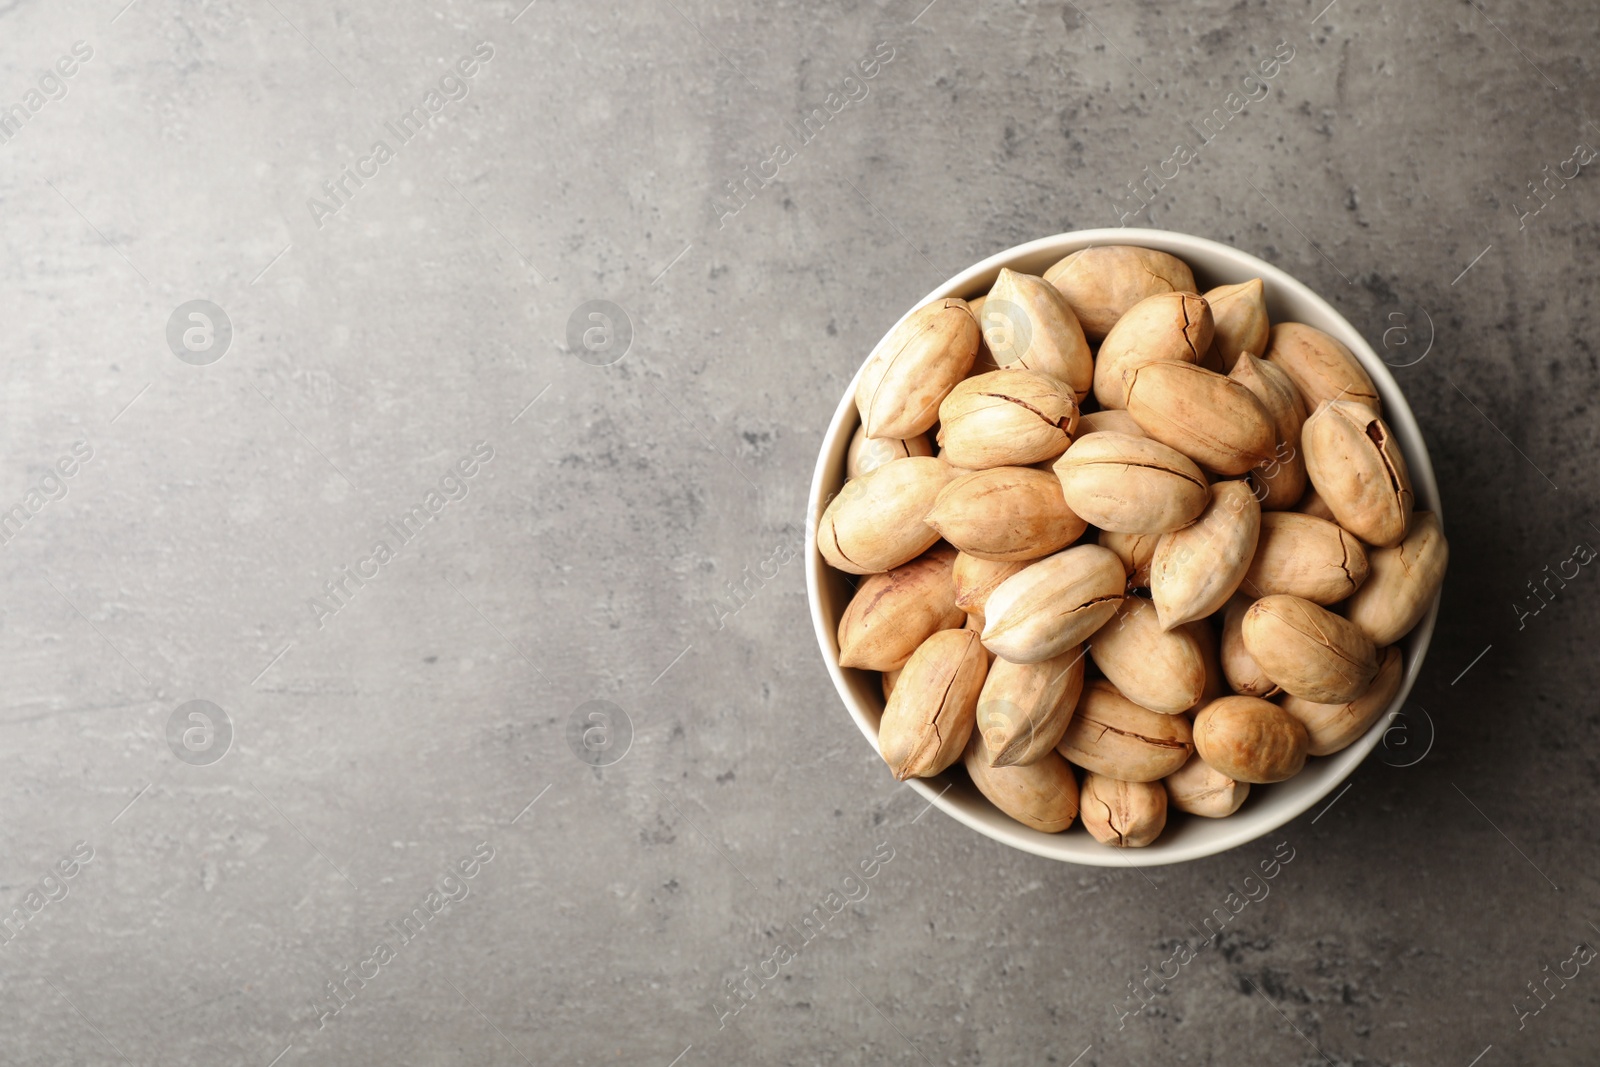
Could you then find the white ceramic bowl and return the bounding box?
[806,228,1442,866]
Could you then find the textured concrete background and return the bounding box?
[0,0,1595,1064]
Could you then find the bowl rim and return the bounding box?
[805,227,1442,866]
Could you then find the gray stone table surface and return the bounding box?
[0,0,1595,1064]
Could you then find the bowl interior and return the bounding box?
[806,228,1442,866]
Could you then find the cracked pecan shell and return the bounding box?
[877,628,988,781]
[1093,291,1213,410]
[816,456,954,575]
[1042,245,1196,340]
[1149,480,1261,631]
[1053,430,1209,535]
[1343,512,1448,645]
[1264,321,1380,413]
[936,368,1078,470]
[1124,360,1278,476]
[1241,593,1379,704]
[980,545,1125,664]
[1055,679,1194,782]
[1204,278,1270,372]
[1239,512,1369,605]
[1229,352,1309,510]
[1302,401,1414,548]
[855,298,979,439]
[1079,773,1168,847]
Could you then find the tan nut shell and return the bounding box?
[836,546,965,672]
[1056,679,1194,781]
[881,668,900,700]
[1043,246,1197,340]
[1079,774,1168,847]
[982,545,1126,663]
[933,445,976,477]
[937,369,1078,469]
[1297,485,1337,522]
[1192,696,1309,784]
[1164,753,1250,818]
[1099,529,1159,589]
[966,293,998,374]
[1075,409,1145,438]
[1052,431,1209,535]
[846,424,934,479]
[1185,616,1227,704]
[1221,596,1280,698]
[817,457,955,574]
[964,613,991,665]
[975,646,1086,767]
[965,731,1081,832]
[1229,353,1308,510]
[1241,594,1378,704]
[927,467,1087,562]
[1087,597,1206,714]
[1264,322,1380,413]
[981,268,1094,400]
[1239,512,1370,605]
[1149,481,1261,630]
[1205,278,1270,372]
[1302,401,1414,548]
[951,553,1030,615]
[877,629,987,780]
[856,298,979,438]
[1124,361,1277,475]
[1279,645,1404,756]
[1343,512,1448,645]
[1093,291,1214,409]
